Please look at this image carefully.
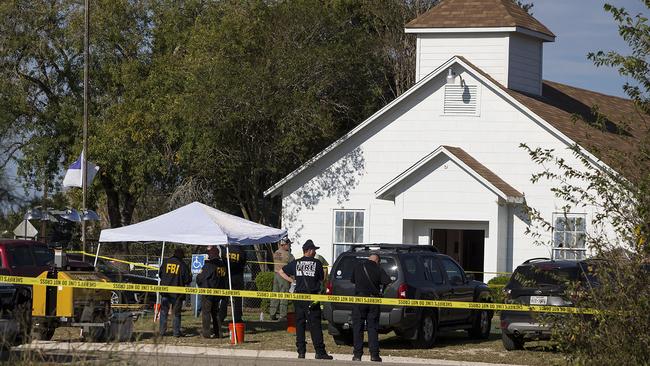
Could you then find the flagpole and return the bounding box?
[82,0,89,259]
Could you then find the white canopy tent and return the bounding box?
[99,201,286,245]
[98,201,287,342]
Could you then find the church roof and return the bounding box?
[375,146,524,202]
[457,56,647,177]
[406,0,554,38]
[265,56,647,197]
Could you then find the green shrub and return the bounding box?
[255,271,275,313]
[487,275,510,305]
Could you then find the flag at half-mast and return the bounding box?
[62,150,100,188]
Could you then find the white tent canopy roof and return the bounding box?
[98,201,286,245]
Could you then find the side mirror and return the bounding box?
[466,273,475,282]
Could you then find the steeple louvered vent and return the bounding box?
[444,85,479,115]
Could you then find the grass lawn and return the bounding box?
[50,309,566,366]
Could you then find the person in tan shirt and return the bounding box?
[269,237,295,320]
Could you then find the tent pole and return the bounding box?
[225,245,237,344]
[156,241,166,321]
[93,242,101,267]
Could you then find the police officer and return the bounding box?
[279,240,333,360]
[197,247,227,338]
[269,237,294,320]
[351,254,391,362]
[159,248,191,337]
[219,244,247,323]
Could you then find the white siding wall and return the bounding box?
[416,33,509,85]
[508,34,543,95]
[281,66,609,274]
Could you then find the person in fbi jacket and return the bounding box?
[279,240,333,360]
[350,254,392,362]
[219,244,247,323]
[158,248,192,337]
[197,247,228,338]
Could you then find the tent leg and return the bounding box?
[226,245,237,344]
[93,243,101,268]
[156,242,166,322]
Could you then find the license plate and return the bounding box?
[530,296,548,305]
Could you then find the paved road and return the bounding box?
[13,341,524,366]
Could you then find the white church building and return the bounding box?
[264,0,642,279]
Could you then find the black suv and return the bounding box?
[324,244,493,348]
[500,258,597,350]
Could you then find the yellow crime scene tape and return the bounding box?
[68,252,511,274]
[0,274,597,315]
[67,251,504,288]
[67,251,327,270]
[67,251,159,270]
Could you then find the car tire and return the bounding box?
[501,332,524,351]
[468,309,491,339]
[332,331,354,346]
[411,311,437,348]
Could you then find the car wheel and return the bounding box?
[469,309,491,339]
[412,311,437,348]
[332,331,354,346]
[501,332,524,351]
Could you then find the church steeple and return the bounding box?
[405,0,555,95]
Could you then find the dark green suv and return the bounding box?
[500,258,598,351]
[323,244,493,348]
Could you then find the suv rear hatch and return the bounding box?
[329,254,399,311]
[507,263,582,306]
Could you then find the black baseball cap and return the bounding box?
[281,236,292,244]
[302,239,319,251]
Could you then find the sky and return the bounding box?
[533,0,646,98]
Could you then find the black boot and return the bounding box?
[315,353,333,360]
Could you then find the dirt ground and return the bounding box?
[50,310,566,366]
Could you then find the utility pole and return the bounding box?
[82,0,89,259]
[41,180,48,241]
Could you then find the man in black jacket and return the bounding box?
[159,248,191,337]
[197,247,227,338]
[351,254,391,362]
[219,244,247,323]
[279,240,333,360]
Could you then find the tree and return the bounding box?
[178,0,389,224]
[0,1,186,250]
[361,0,438,100]
[521,2,649,363]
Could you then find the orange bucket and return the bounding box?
[286,312,296,334]
[153,303,161,322]
[228,322,245,344]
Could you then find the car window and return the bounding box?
[400,255,421,281]
[9,246,34,266]
[95,259,121,272]
[509,265,580,289]
[33,246,54,266]
[440,257,464,283]
[333,255,397,281]
[421,256,443,284]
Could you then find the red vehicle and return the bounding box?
[0,240,54,278]
[0,239,94,277]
